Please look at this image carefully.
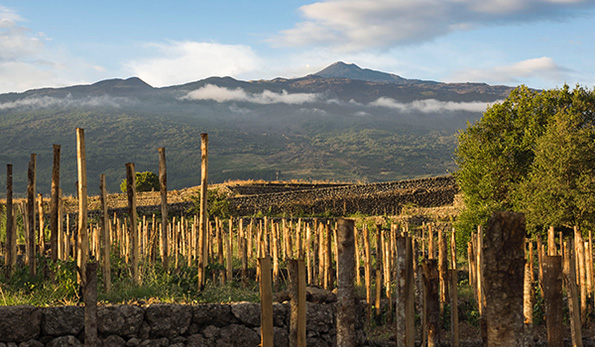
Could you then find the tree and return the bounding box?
[120,171,160,193]
[455,85,595,238]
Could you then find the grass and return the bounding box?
[0,254,262,307]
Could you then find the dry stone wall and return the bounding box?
[0,301,367,347]
[228,176,457,216]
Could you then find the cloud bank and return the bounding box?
[369,97,495,113]
[125,41,261,87]
[451,57,569,84]
[181,84,320,104]
[0,94,134,110]
[275,0,595,50]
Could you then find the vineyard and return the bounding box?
[0,130,594,347]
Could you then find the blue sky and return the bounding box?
[1,0,594,93]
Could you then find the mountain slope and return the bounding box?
[0,62,513,196]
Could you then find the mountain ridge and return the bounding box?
[0,62,513,196]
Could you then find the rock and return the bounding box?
[97,305,145,338]
[306,286,337,303]
[0,306,41,343]
[193,303,238,327]
[273,326,289,347]
[216,324,259,347]
[201,325,220,340]
[230,302,260,327]
[16,340,43,347]
[306,303,335,334]
[102,335,126,347]
[46,336,82,347]
[138,338,169,347]
[126,337,141,346]
[272,303,289,327]
[145,304,192,338]
[186,334,207,347]
[42,306,84,336]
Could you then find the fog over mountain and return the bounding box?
[0,62,513,196]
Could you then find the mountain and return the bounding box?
[0,62,514,196]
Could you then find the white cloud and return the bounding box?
[369,97,495,113]
[0,94,134,110]
[451,57,568,84]
[124,41,262,87]
[181,84,320,104]
[274,0,595,50]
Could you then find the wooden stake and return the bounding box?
[4,164,15,275]
[84,262,98,346]
[449,269,460,347]
[76,128,88,285]
[197,133,208,291]
[158,147,169,270]
[27,154,37,276]
[543,255,563,347]
[99,174,111,292]
[49,144,60,262]
[563,240,583,347]
[337,218,357,347]
[126,163,139,285]
[484,211,525,346]
[423,259,440,347]
[259,256,274,347]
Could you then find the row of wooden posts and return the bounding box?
[2,128,594,346]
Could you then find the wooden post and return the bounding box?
[84,262,98,347]
[543,255,563,347]
[259,256,274,347]
[476,226,486,341]
[483,211,525,346]
[49,144,60,262]
[548,226,556,256]
[27,153,37,276]
[354,226,361,286]
[126,163,139,285]
[438,227,449,312]
[423,259,440,347]
[375,225,383,323]
[364,223,372,321]
[76,128,88,284]
[158,147,169,270]
[564,240,583,347]
[5,164,15,275]
[396,236,414,347]
[449,269,460,347]
[99,174,111,292]
[337,218,356,347]
[574,226,587,325]
[197,133,208,291]
[288,259,307,347]
[523,262,533,344]
[37,193,44,255]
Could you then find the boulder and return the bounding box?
[145,304,192,338]
[215,324,259,347]
[42,306,84,336]
[0,306,41,342]
[192,303,237,327]
[230,302,260,327]
[97,305,144,338]
[101,335,126,347]
[46,335,82,347]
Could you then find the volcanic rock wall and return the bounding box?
[0,301,367,346]
[228,176,457,216]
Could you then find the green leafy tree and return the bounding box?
[455,85,595,239]
[120,171,160,193]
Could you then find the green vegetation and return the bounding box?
[455,85,595,238]
[120,171,160,193]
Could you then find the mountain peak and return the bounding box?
[91,77,153,90]
[313,61,407,84]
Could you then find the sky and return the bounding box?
[1,0,595,94]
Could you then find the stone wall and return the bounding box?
[0,301,367,347]
[228,176,457,216]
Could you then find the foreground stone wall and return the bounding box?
[0,301,367,347]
